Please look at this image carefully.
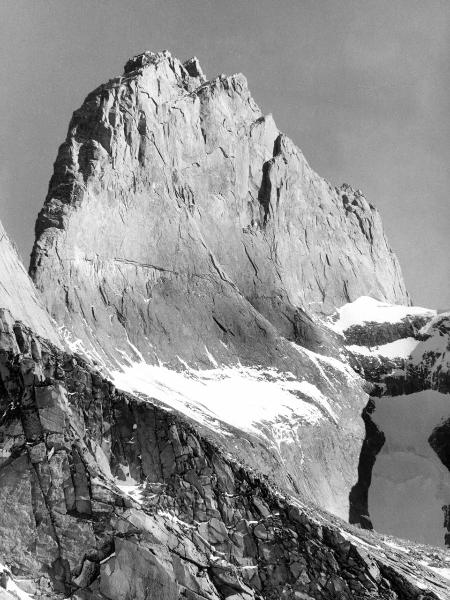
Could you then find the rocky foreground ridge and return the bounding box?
[0,51,448,598]
[1,312,449,600]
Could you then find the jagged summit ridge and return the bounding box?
[124,49,206,83]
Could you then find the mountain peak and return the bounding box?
[0,46,448,600]
[123,49,173,73]
[30,49,409,369]
[123,49,207,87]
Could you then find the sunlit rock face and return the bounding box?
[0,49,448,599]
[28,51,412,519]
[29,50,409,369]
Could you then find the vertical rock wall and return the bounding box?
[30,51,409,368]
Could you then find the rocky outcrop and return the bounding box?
[376,315,449,396]
[1,317,449,599]
[344,316,430,349]
[429,418,450,472]
[406,315,450,394]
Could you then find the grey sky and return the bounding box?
[0,0,448,308]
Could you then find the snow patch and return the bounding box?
[327,296,435,334]
[116,484,144,505]
[347,337,420,359]
[296,380,338,423]
[383,539,410,553]
[59,325,105,365]
[291,343,360,385]
[204,345,218,367]
[428,566,450,581]
[0,561,34,600]
[110,361,337,444]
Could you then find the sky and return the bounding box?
[0,0,448,308]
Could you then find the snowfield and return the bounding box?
[111,361,331,442]
[327,296,435,334]
[346,337,420,359]
[60,313,365,457]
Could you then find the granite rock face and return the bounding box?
[26,51,414,522]
[0,318,448,600]
[30,50,409,369]
[0,49,447,597]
